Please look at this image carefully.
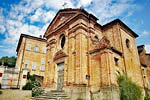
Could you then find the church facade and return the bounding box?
[43,8,144,100]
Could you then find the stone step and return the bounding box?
[30,90,70,100]
[42,93,67,97]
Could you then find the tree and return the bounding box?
[0,56,16,67]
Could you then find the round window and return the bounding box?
[60,34,66,49]
[126,39,130,48]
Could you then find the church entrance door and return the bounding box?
[57,62,64,91]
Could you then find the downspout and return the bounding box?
[17,38,26,89]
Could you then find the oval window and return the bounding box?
[60,34,66,49]
[94,35,99,41]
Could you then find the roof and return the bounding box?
[102,19,139,38]
[16,34,46,53]
[137,45,145,48]
[44,8,98,37]
[44,8,138,38]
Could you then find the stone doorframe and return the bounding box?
[53,50,68,90]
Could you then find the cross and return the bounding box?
[62,2,67,8]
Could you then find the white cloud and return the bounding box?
[44,0,74,9]
[30,8,55,23]
[30,8,44,23]
[142,30,150,35]
[77,0,93,7]
[2,47,16,54]
[145,45,150,53]
[88,0,136,24]
[0,45,4,48]
[0,26,5,33]
[0,0,139,56]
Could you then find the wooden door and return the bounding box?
[57,62,64,91]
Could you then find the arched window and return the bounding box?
[60,34,66,49]
[126,39,130,48]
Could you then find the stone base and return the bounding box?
[91,85,120,100]
[63,85,120,100]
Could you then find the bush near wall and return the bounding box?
[117,72,142,100]
[145,96,150,100]
[22,74,43,97]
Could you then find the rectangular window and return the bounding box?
[0,73,3,77]
[32,62,36,70]
[42,48,46,54]
[40,65,44,71]
[26,44,31,51]
[25,60,29,69]
[34,46,38,52]
[114,57,119,67]
[41,58,45,65]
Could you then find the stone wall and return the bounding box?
[0,89,31,100]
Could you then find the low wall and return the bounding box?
[0,89,31,100]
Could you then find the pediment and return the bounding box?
[45,11,78,36]
[53,50,68,62]
[89,36,111,54]
[95,36,111,49]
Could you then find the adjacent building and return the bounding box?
[0,65,18,88]
[16,34,46,89]
[138,45,150,92]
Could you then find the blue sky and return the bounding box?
[0,0,150,57]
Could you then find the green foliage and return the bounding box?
[31,81,41,87]
[22,81,41,90]
[26,72,36,81]
[0,56,16,67]
[76,97,84,100]
[23,73,42,97]
[30,75,36,81]
[145,96,150,100]
[32,86,43,97]
[22,82,33,90]
[117,73,142,100]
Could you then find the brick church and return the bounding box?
[43,8,143,100]
[16,8,145,100]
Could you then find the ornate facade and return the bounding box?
[42,8,144,100]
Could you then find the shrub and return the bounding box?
[30,74,36,81]
[22,82,33,90]
[22,81,41,90]
[27,72,36,81]
[31,81,41,87]
[145,96,150,100]
[117,73,142,100]
[76,97,84,100]
[32,86,43,97]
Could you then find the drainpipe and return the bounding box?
[17,38,26,89]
